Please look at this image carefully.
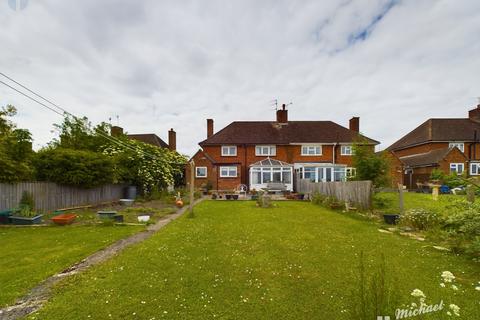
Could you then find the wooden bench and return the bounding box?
[265,183,287,194]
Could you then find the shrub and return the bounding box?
[19,191,35,211]
[444,200,480,239]
[400,209,441,230]
[311,192,326,205]
[256,193,273,208]
[34,148,114,188]
[372,194,394,209]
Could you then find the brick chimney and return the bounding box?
[207,119,214,138]
[276,104,288,124]
[111,126,124,137]
[469,104,480,123]
[349,117,360,132]
[168,128,176,151]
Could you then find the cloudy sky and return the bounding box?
[1,0,479,156]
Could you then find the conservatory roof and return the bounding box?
[250,158,293,167]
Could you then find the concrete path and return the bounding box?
[0,199,203,320]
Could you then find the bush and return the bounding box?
[311,192,326,205]
[400,209,441,230]
[444,200,480,239]
[19,191,35,211]
[34,148,114,188]
[256,193,273,208]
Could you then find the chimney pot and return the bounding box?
[207,119,214,138]
[168,128,176,151]
[349,117,360,132]
[111,126,124,137]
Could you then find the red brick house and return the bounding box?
[386,103,480,188]
[111,126,177,151]
[188,105,379,191]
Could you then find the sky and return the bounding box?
[1,0,479,156]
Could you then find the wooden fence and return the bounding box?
[295,178,373,210]
[0,182,126,212]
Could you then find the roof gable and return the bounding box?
[200,121,379,146]
[398,147,466,168]
[127,134,169,148]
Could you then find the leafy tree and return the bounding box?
[0,105,34,182]
[51,115,112,152]
[352,142,389,187]
[34,148,114,188]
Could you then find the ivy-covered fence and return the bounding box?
[0,182,126,212]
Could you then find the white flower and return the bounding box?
[451,285,458,291]
[449,304,460,316]
[411,289,426,299]
[441,271,455,283]
[475,286,480,291]
[440,283,446,288]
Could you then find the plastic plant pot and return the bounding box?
[9,214,43,225]
[383,214,400,225]
[52,213,77,225]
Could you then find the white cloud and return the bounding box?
[1,0,479,155]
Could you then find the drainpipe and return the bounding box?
[244,144,248,188]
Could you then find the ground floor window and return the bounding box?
[195,167,207,178]
[299,166,350,182]
[450,163,464,175]
[470,163,480,175]
[220,166,237,177]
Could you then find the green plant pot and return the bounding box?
[9,214,43,225]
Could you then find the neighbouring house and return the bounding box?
[111,126,177,151]
[188,104,379,192]
[385,103,480,189]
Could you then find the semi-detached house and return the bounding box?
[188,105,379,191]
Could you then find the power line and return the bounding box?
[0,73,184,164]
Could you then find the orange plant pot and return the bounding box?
[175,200,184,208]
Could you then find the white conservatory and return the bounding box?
[249,158,294,191]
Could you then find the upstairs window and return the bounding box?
[450,163,464,175]
[449,142,465,153]
[255,145,276,156]
[221,146,237,156]
[301,145,322,156]
[195,167,207,178]
[341,145,353,156]
[220,166,237,177]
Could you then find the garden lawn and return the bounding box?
[30,201,479,319]
[374,192,476,214]
[0,225,142,307]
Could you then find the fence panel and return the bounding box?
[295,176,373,210]
[0,182,126,212]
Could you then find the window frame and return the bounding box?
[341,145,353,156]
[219,166,238,178]
[449,142,465,153]
[221,145,237,157]
[195,166,207,178]
[255,145,276,156]
[301,145,322,156]
[450,163,464,175]
[470,163,480,175]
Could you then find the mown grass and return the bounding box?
[29,201,479,319]
[0,225,142,307]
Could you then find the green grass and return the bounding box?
[0,225,142,307]
[374,192,473,214]
[28,201,479,319]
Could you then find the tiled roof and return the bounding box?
[398,147,462,168]
[199,121,379,146]
[250,158,293,167]
[388,118,480,151]
[127,134,169,148]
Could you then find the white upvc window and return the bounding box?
[195,167,207,178]
[255,145,276,156]
[470,163,480,175]
[221,145,237,156]
[450,163,464,175]
[220,166,237,177]
[301,145,322,156]
[346,167,357,178]
[341,145,353,156]
[449,142,465,153]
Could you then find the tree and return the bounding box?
[352,142,389,187]
[0,105,34,182]
[51,115,111,152]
